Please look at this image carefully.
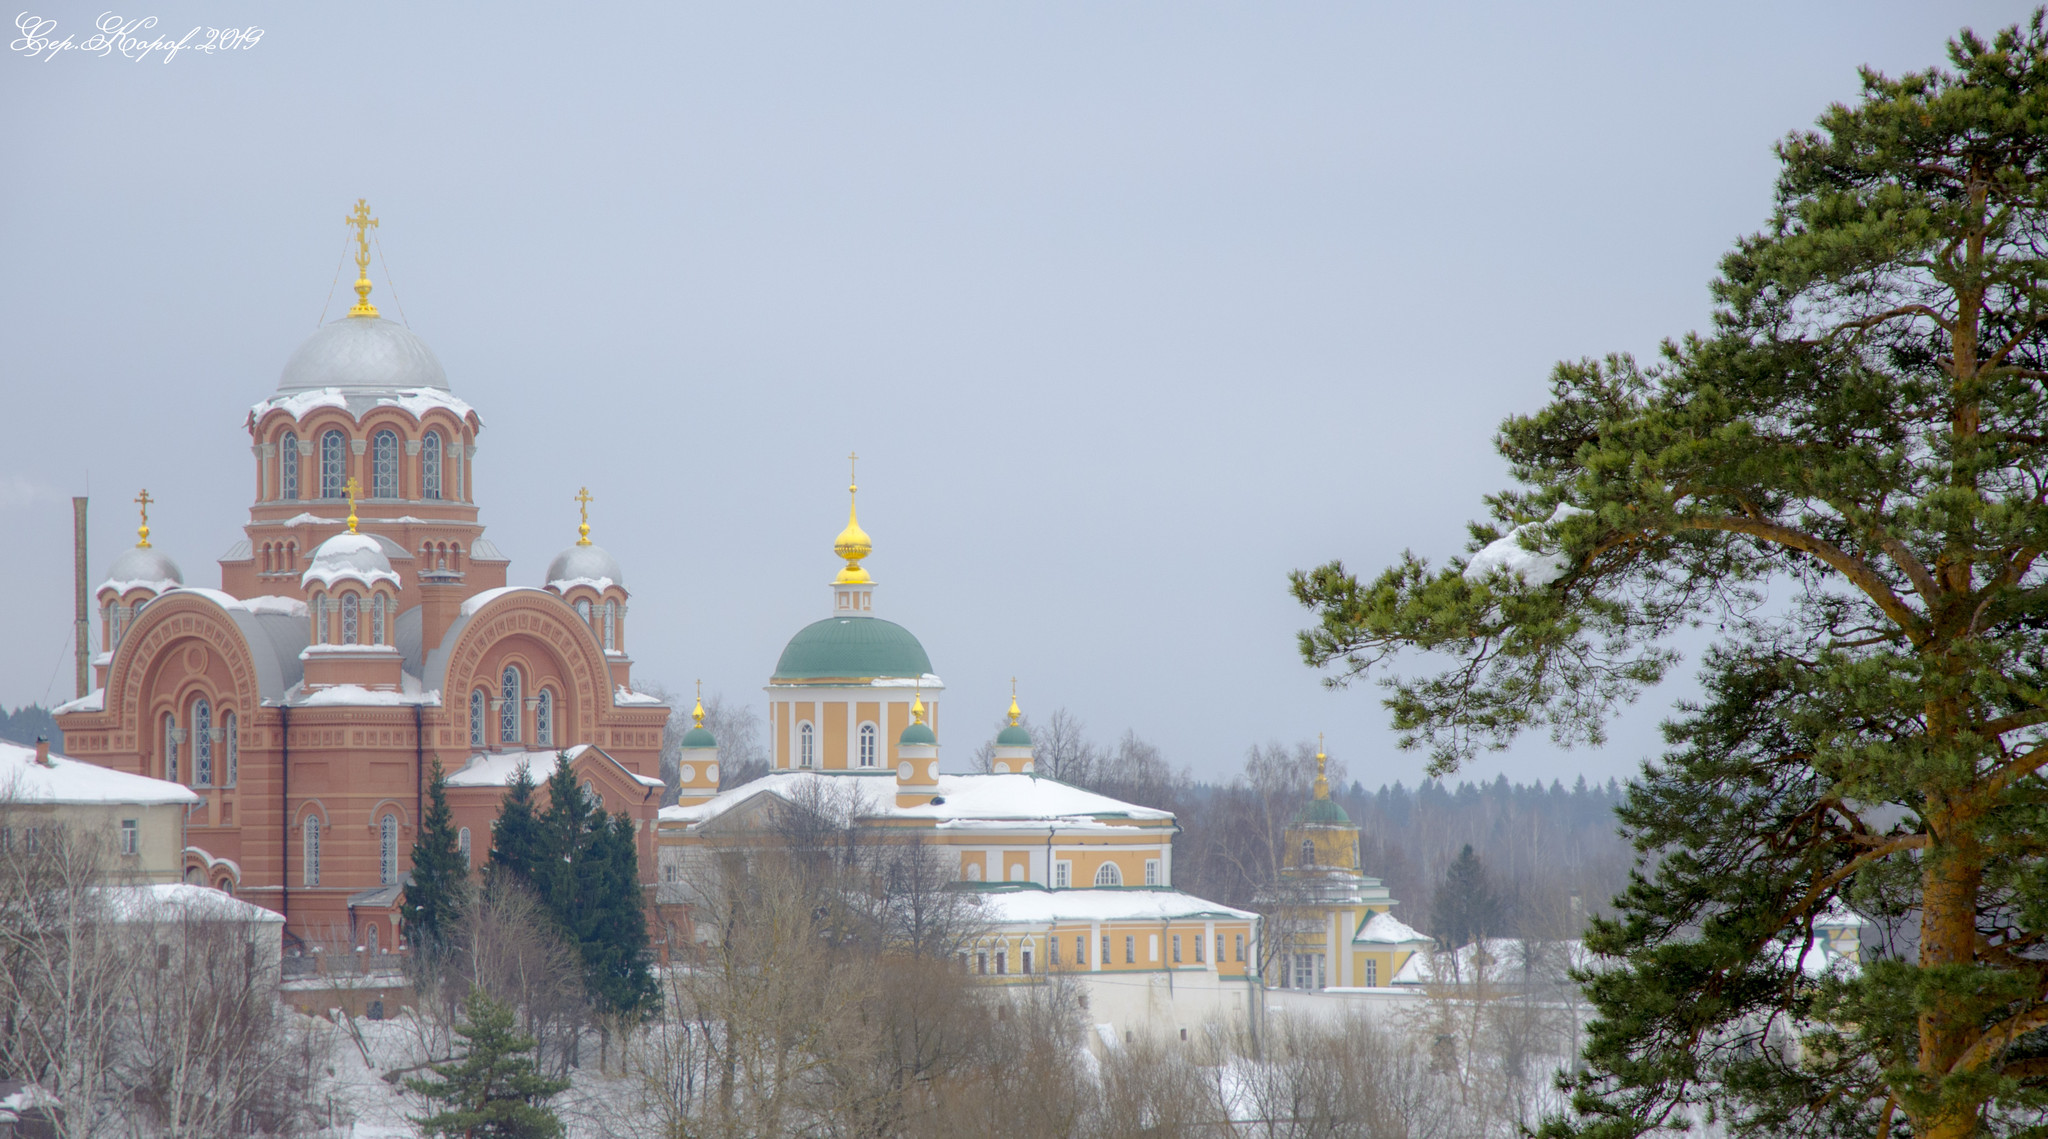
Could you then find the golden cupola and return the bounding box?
[831,452,878,615]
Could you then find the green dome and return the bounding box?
[899,721,937,746]
[679,726,717,749]
[773,617,933,681]
[1295,797,1352,826]
[995,724,1032,748]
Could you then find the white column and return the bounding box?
[1090,923,1102,971]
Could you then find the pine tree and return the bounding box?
[536,752,592,910]
[1290,14,2048,1138]
[580,810,658,1019]
[489,760,544,886]
[1431,844,1500,949]
[406,987,569,1139]
[402,759,467,956]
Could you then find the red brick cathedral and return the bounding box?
[55,203,670,952]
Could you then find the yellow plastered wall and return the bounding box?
[1282,825,1360,872]
[1001,851,1031,884]
[822,705,846,770]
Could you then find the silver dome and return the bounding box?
[546,543,624,589]
[101,546,183,590]
[277,316,447,394]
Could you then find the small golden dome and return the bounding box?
[833,454,873,585]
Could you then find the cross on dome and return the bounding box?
[133,488,153,548]
[345,199,380,318]
[343,476,362,534]
[575,486,594,546]
[834,452,872,585]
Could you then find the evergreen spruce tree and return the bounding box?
[1291,15,2048,1137]
[580,810,658,1019]
[406,987,569,1139]
[1431,844,1501,949]
[536,752,592,911]
[489,760,545,886]
[401,759,467,956]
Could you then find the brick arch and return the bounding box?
[107,595,264,738]
[364,799,413,832]
[445,593,610,745]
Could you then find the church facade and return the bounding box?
[54,205,670,953]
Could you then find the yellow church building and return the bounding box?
[656,476,1263,1032]
[1263,747,1431,991]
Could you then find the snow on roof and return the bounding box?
[301,532,401,590]
[53,689,104,714]
[550,576,616,592]
[1462,504,1588,587]
[614,686,666,707]
[1354,911,1430,945]
[980,887,1257,924]
[459,586,554,617]
[94,883,286,924]
[869,673,946,689]
[251,387,348,421]
[377,388,475,420]
[285,667,439,708]
[0,741,197,805]
[444,745,664,790]
[99,576,182,595]
[238,594,309,617]
[657,770,1173,828]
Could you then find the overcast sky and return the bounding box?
[1,1,2027,787]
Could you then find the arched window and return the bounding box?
[798,722,815,769]
[312,596,327,644]
[380,814,399,885]
[319,430,347,499]
[469,689,486,747]
[223,712,238,787]
[1094,863,1122,887]
[371,594,386,644]
[858,722,878,768]
[575,599,591,626]
[421,432,442,500]
[371,430,399,498]
[582,779,600,812]
[279,431,299,500]
[1301,839,1316,867]
[458,827,472,870]
[453,438,464,501]
[303,818,321,886]
[340,594,359,644]
[366,922,380,954]
[500,666,521,744]
[603,601,618,651]
[964,862,983,882]
[163,712,179,783]
[105,601,120,649]
[192,698,212,787]
[535,689,554,747]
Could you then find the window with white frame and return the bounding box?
[1173,934,1182,963]
[501,666,521,744]
[380,814,399,885]
[798,722,815,768]
[366,923,379,954]
[372,430,399,498]
[303,818,321,885]
[1365,958,1378,986]
[458,827,471,870]
[193,698,213,786]
[604,601,618,651]
[1194,932,1205,963]
[470,689,486,747]
[1145,859,1160,886]
[535,689,554,747]
[372,594,386,644]
[1094,862,1121,887]
[421,431,442,499]
[341,594,359,644]
[1054,861,1071,888]
[575,599,591,626]
[119,819,138,856]
[223,711,237,786]
[280,431,299,500]
[857,722,877,768]
[319,430,346,499]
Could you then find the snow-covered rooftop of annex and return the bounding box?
[443,745,664,791]
[977,886,1257,924]
[0,741,197,806]
[250,385,478,424]
[93,883,285,924]
[1353,911,1430,945]
[658,770,1175,829]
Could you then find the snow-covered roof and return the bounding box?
[658,770,1174,828]
[286,671,439,708]
[444,745,664,791]
[614,686,666,707]
[301,532,401,590]
[99,544,183,595]
[1353,911,1430,945]
[1462,504,1587,587]
[545,543,624,591]
[980,887,1257,924]
[94,883,285,925]
[0,741,197,806]
[53,689,104,714]
[1390,937,1597,986]
[458,585,554,617]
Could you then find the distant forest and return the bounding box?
[0,705,60,750]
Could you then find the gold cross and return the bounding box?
[343,476,362,534]
[575,486,593,546]
[345,199,380,317]
[848,451,858,492]
[134,488,153,548]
